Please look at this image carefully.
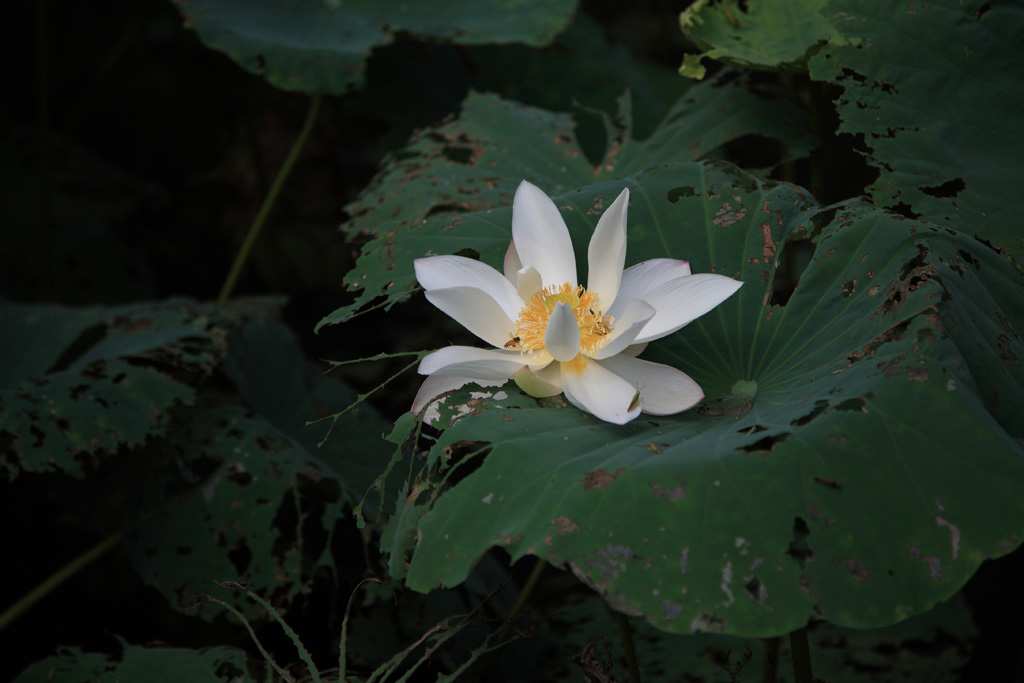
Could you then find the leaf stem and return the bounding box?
[217,94,322,303]
[762,636,780,683]
[616,611,642,683]
[789,626,813,683]
[0,531,122,632]
[495,557,547,643]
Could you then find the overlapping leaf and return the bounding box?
[13,643,258,683]
[124,317,392,620]
[807,0,1024,267]
[381,161,1024,636]
[0,300,239,478]
[320,77,812,329]
[172,0,577,94]
[679,0,839,79]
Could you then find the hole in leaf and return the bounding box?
[790,400,830,427]
[666,186,696,203]
[736,424,769,435]
[425,204,469,219]
[921,178,965,198]
[442,146,473,165]
[228,541,252,575]
[452,247,480,260]
[834,394,872,412]
[786,517,814,568]
[737,432,792,455]
[768,239,813,307]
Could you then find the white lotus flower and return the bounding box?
[411,180,743,425]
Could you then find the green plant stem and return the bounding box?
[616,611,642,683]
[217,94,322,303]
[495,558,547,643]
[789,627,813,683]
[0,531,122,632]
[762,636,780,683]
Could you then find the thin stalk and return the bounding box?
[0,531,122,632]
[616,611,642,683]
[762,636,780,683]
[789,626,813,683]
[217,94,322,302]
[495,558,547,643]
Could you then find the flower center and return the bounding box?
[514,283,614,359]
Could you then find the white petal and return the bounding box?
[607,258,692,319]
[419,346,526,379]
[415,255,523,320]
[633,273,743,344]
[596,355,704,415]
[592,299,655,360]
[545,301,580,362]
[424,287,516,348]
[561,358,643,425]
[511,181,577,289]
[586,188,629,311]
[516,265,543,302]
[622,342,648,358]
[513,364,562,397]
[503,240,522,284]
[411,374,508,423]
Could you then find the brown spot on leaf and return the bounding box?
[649,476,686,501]
[552,515,581,535]
[761,222,777,262]
[582,467,626,491]
[835,557,870,581]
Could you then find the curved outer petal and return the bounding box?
[424,286,516,349]
[633,273,743,344]
[513,363,562,398]
[419,346,526,380]
[561,358,643,425]
[515,265,543,302]
[597,355,704,415]
[503,239,522,285]
[607,258,692,319]
[511,181,577,289]
[545,301,581,362]
[586,188,630,311]
[415,255,523,321]
[591,299,655,360]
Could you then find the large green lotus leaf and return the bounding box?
[808,0,1024,266]
[0,300,240,478]
[172,0,577,94]
[126,405,347,621]
[220,317,396,508]
[382,161,1023,637]
[13,643,258,683]
[320,81,811,329]
[679,0,839,79]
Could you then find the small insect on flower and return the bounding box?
[504,335,522,349]
[628,389,642,412]
[588,309,613,336]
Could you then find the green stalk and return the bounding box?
[616,611,642,683]
[495,558,547,643]
[762,636,780,683]
[789,626,813,683]
[0,532,122,632]
[217,94,322,303]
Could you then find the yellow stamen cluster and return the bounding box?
[514,283,615,361]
